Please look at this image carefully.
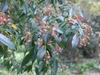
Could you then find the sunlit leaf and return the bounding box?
[1,0,8,12]
[12,24,18,30]
[0,34,15,49]
[55,28,63,34]
[57,14,64,21]
[78,11,84,18]
[42,16,48,21]
[69,8,74,17]
[72,33,79,48]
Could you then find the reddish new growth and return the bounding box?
[0,12,11,24]
[37,21,62,53]
[38,21,49,34]
[36,38,43,47]
[79,23,92,47]
[44,4,52,15]
[38,21,60,36]
[43,51,50,61]
[23,31,31,44]
[68,15,83,25]
[67,14,92,47]
[55,43,62,52]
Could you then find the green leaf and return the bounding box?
[57,14,64,21]
[21,51,32,67]
[35,65,40,75]
[78,11,84,18]
[11,0,19,11]
[54,36,61,44]
[43,33,50,43]
[51,59,58,75]
[1,0,8,12]
[0,45,3,54]
[32,46,38,63]
[69,8,74,17]
[48,44,55,51]
[79,27,84,36]
[22,0,29,14]
[38,61,45,72]
[24,64,32,72]
[45,0,50,4]
[0,34,15,49]
[37,46,46,61]
[42,16,48,21]
[55,28,63,34]
[72,33,79,48]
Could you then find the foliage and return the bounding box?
[0,0,91,75]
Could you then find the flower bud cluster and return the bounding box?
[79,23,91,47]
[43,51,50,61]
[0,12,11,24]
[23,31,31,44]
[44,4,52,15]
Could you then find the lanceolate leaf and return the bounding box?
[42,16,48,21]
[78,11,84,18]
[72,33,79,48]
[21,53,32,67]
[0,34,15,49]
[37,46,46,61]
[79,27,84,36]
[55,28,63,34]
[57,14,64,21]
[51,59,58,75]
[43,33,50,43]
[69,8,74,17]
[1,0,8,12]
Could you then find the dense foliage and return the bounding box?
[0,0,92,75]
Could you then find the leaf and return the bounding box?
[43,33,50,43]
[69,8,74,17]
[72,33,79,48]
[24,64,32,72]
[21,53,32,67]
[54,36,65,49]
[57,14,64,21]
[1,0,8,12]
[55,28,63,34]
[38,61,45,72]
[0,34,15,49]
[42,16,48,21]
[49,44,55,51]
[12,24,18,30]
[24,0,29,14]
[79,27,84,36]
[32,46,37,63]
[54,36,61,44]
[45,0,50,4]
[22,0,29,14]
[51,59,58,75]
[0,45,3,54]
[30,18,36,26]
[11,0,19,11]
[78,11,84,18]
[37,46,46,61]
